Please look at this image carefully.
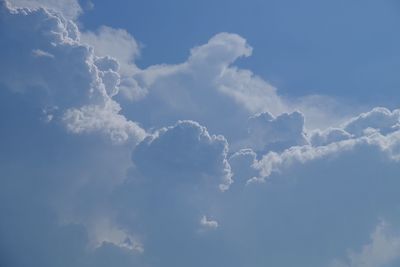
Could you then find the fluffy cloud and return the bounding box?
[0,1,145,144]
[344,107,400,137]
[110,106,400,267]
[114,31,348,156]
[0,2,145,266]
[220,121,400,267]
[252,123,400,183]
[80,26,146,100]
[63,101,145,145]
[3,0,400,266]
[132,120,232,191]
[0,86,142,266]
[7,0,82,19]
[117,32,291,148]
[330,222,400,267]
[81,26,140,63]
[200,216,219,230]
[310,127,352,146]
[245,111,308,153]
[229,148,259,186]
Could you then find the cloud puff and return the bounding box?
[330,221,400,267]
[252,128,400,183]
[245,111,308,154]
[109,122,235,267]
[7,0,82,19]
[200,216,219,230]
[109,107,400,267]
[81,26,140,65]
[307,107,400,147]
[206,108,400,266]
[81,26,146,100]
[132,120,232,191]
[0,2,145,144]
[63,101,145,144]
[310,127,353,146]
[0,85,142,267]
[229,149,259,186]
[0,3,146,266]
[115,31,348,155]
[235,107,400,183]
[344,107,400,137]
[118,32,293,148]
[213,116,400,266]
[188,32,252,70]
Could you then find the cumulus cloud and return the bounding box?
[0,86,142,267]
[109,107,400,267]
[7,0,82,19]
[200,216,219,229]
[81,26,146,100]
[81,26,140,70]
[229,149,259,186]
[226,107,400,184]
[3,0,400,266]
[214,116,400,266]
[330,222,400,267]
[245,111,308,154]
[251,126,400,183]
[0,2,145,144]
[118,32,291,147]
[0,3,146,266]
[307,107,400,147]
[63,101,145,144]
[116,31,348,152]
[310,127,353,146]
[344,107,400,137]
[132,120,232,191]
[88,218,144,254]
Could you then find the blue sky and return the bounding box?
[2,1,400,267]
[82,0,400,105]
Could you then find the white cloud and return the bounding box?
[63,101,145,144]
[132,120,233,191]
[330,221,400,267]
[200,215,219,229]
[89,218,144,254]
[310,127,353,146]
[32,48,55,58]
[218,114,400,266]
[81,26,140,72]
[237,107,400,183]
[229,149,259,186]
[118,33,290,146]
[187,32,253,78]
[115,31,349,152]
[3,1,400,266]
[216,66,286,115]
[81,26,146,100]
[0,5,147,265]
[245,111,308,153]
[7,0,82,19]
[0,1,145,144]
[344,107,400,137]
[252,130,399,183]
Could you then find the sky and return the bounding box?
[2,1,400,267]
[81,0,400,105]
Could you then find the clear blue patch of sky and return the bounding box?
[80,0,400,107]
